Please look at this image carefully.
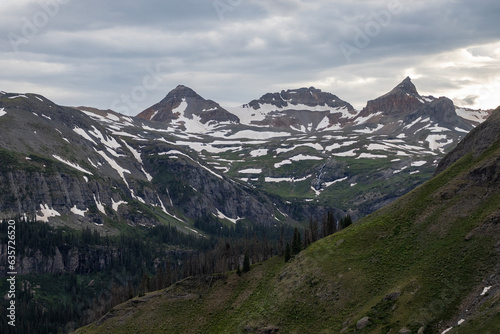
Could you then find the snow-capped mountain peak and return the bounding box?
[136,85,239,130]
[228,87,357,133]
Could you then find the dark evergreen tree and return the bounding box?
[292,228,302,255]
[309,217,319,243]
[284,242,291,263]
[243,252,251,273]
[340,215,353,229]
[326,211,336,236]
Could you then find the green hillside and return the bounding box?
[74,110,500,334]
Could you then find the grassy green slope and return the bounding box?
[74,138,500,334]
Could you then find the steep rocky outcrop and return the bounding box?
[0,245,112,275]
[403,97,474,132]
[145,148,287,226]
[358,77,426,118]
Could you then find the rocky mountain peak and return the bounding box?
[358,77,424,118]
[166,85,199,100]
[135,85,239,128]
[389,76,419,97]
[247,87,354,111]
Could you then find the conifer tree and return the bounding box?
[292,228,302,255]
[340,215,353,229]
[326,211,336,235]
[243,252,251,273]
[284,242,291,263]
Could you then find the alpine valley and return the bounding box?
[0,77,495,333]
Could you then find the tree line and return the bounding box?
[0,211,353,333]
[284,213,353,263]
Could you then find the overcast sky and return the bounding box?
[1,0,499,115]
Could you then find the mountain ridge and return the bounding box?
[135,78,492,139]
[0,78,494,229]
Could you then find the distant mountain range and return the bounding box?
[137,77,490,139]
[0,78,494,233]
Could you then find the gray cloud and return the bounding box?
[0,0,499,113]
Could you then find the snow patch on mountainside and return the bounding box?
[249,149,268,157]
[426,134,452,152]
[73,127,98,146]
[122,141,153,181]
[456,108,490,123]
[357,153,387,159]
[334,149,358,157]
[71,205,88,217]
[411,161,427,167]
[88,126,122,151]
[8,94,28,99]
[264,176,301,183]
[53,155,93,175]
[159,150,195,161]
[175,141,241,154]
[226,130,290,140]
[172,99,201,131]
[239,168,262,174]
[354,124,384,134]
[324,177,348,188]
[36,204,61,222]
[325,141,357,151]
[112,199,127,212]
[354,111,383,125]
[215,209,242,224]
[274,154,323,168]
[93,194,106,215]
[95,149,131,187]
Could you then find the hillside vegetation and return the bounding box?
[75,110,500,333]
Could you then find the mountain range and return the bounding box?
[0,77,498,333]
[0,78,493,235]
[137,77,489,136]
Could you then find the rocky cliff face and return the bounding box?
[144,151,284,226]
[0,169,163,229]
[404,97,473,131]
[0,244,112,275]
